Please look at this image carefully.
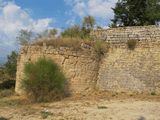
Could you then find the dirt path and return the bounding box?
[0,96,160,120]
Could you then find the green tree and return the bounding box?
[4,51,18,80]
[37,29,58,39]
[82,15,95,30]
[146,0,160,24]
[81,16,96,38]
[61,25,81,38]
[48,29,57,38]
[17,29,33,45]
[0,65,5,81]
[111,0,160,26]
[61,16,96,39]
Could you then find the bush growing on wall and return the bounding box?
[127,39,137,50]
[22,58,66,102]
[92,40,109,60]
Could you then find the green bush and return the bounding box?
[0,80,15,90]
[22,58,66,102]
[127,39,137,50]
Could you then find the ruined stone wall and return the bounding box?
[97,43,160,93]
[93,25,160,93]
[91,25,160,43]
[16,25,160,95]
[15,45,99,95]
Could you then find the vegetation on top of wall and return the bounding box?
[34,38,109,56]
[127,39,137,50]
[35,38,83,51]
[21,57,66,102]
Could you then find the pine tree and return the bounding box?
[111,0,160,27]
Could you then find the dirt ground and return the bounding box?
[0,92,160,120]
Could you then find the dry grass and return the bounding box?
[34,38,83,51]
[34,38,109,54]
[0,89,14,98]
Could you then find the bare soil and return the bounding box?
[0,92,160,120]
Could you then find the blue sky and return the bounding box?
[0,0,117,63]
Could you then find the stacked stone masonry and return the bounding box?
[91,25,160,43]
[15,46,99,94]
[16,25,160,95]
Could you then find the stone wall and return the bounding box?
[97,44,160,93]
[91,25,160,43]
[15,45,99,95]
[16,25,160,95]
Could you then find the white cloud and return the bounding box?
[0,1,53,62]
[66,17,76,26]
[65,0,118,25]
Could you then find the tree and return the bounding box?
[17,29,33,45]
[146,0,160,24]
[61,25,81,38]
[81,16,96,38]
[37,29,58,39]
[48,29,57,38]
[61,16,96,39]
[82,15,95,30]
[4,51,18,80]
[111,0,160,26]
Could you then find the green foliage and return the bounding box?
[127,40,137,50]
[111,0,160,26]
[41,110,53,119]
[61,16,95,39]
[0,66,5,81]
[146,0,160,23]
[17,29,33,45]
[22,58,66,102]
[37,29,58,39]
[48,29,57,38]
[92,40,109,60]
[0,117,8,120]
[61,25,81,38]
[82,15,95,30]
[4,51,18,79]
[0,80,15,90]
[151,92,156,95]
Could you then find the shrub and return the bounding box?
[0,117,8,120]
[0,80,15,90]
[0,89,14,98]
[127,39,137,50]
[22,58,66,102]
[92,40,109,60]
[151,92,156,96]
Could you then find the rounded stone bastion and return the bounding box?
[15,45,99,95]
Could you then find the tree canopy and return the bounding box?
[17,29,33,45]
[61,15,96,39]
[111,0,160,27]
[4,51,18,80]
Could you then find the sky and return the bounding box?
[0,0,117,63]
